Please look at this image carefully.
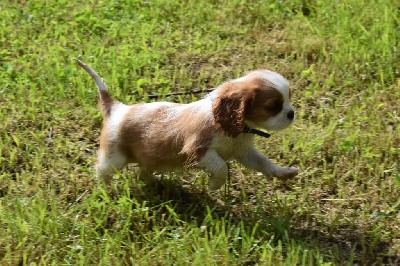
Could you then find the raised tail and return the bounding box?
[75,59,114,118]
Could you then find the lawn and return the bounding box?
[0,0,399,265]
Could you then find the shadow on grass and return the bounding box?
[127,176,399,265]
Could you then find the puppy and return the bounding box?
[75,60,299,190]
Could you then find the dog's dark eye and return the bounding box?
[265,104,282,113]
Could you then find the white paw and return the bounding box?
[209,177,227,191]
[275,167,299,180]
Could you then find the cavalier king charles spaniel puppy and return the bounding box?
[75,60,299,190]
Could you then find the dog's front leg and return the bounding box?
[198,150,229,190]
[237,148,298,180]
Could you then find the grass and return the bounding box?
[1,0,399,264]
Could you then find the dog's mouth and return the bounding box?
[253,118,294,132]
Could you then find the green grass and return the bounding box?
[1,0,399,264]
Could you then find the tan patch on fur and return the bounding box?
[117,103,215,170]
[245,81,284,123]
[212,76,284,137]
[99,90,114,118]
[212,82,256,138]
[97,125,109,164]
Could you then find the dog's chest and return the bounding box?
[211,134,253,160]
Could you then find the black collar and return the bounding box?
[243,125,271,138]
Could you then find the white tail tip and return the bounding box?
[74,59,108,92]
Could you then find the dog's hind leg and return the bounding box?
[96,149,127,185]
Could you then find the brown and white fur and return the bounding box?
[75,60,299,190]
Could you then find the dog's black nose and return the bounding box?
[287,110,295,120]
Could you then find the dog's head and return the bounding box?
[212,70,295,138]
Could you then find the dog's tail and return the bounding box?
[74,59,115,118]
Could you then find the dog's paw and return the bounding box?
[208,176,227,191]
[275,167,299,180]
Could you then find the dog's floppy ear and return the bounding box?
[212,82,255,138]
